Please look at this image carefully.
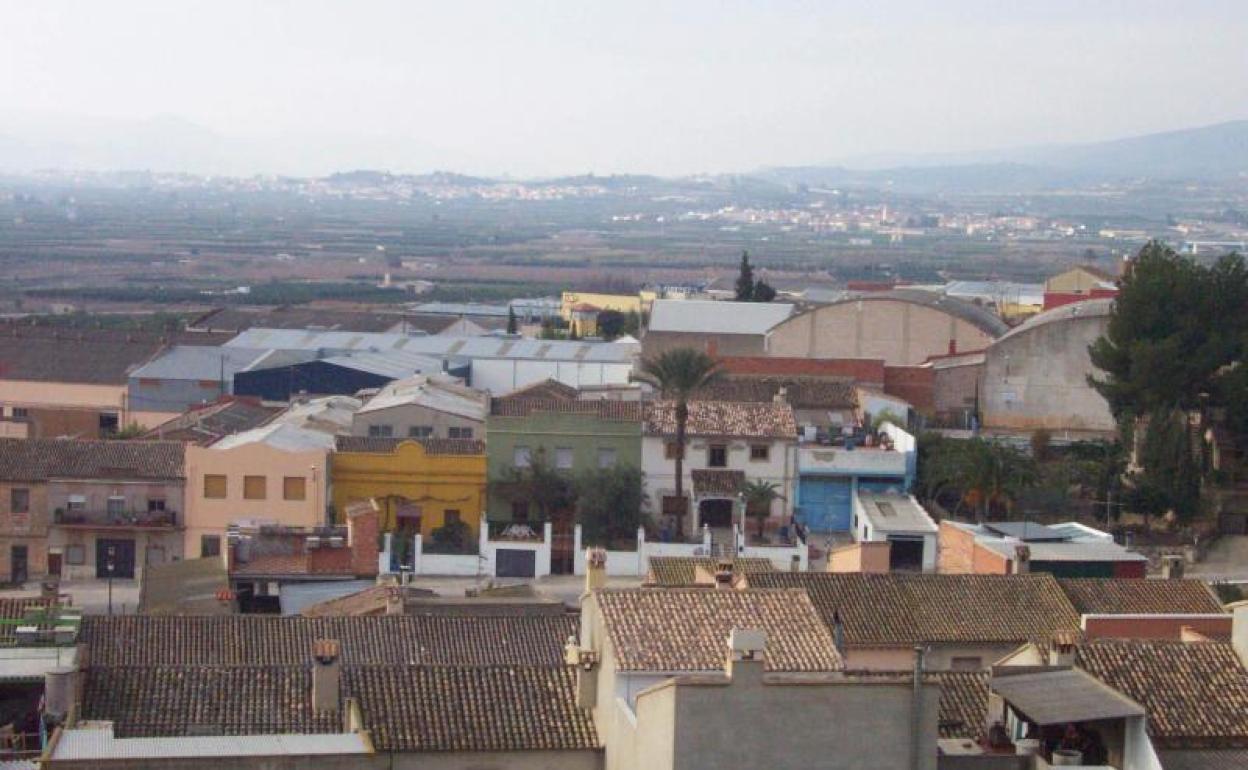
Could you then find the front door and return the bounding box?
[47,552,62,577]
[96,539,136,579]
[9,546,27,585]
[698,499,735,529]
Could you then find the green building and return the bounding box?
[485,397,643,522]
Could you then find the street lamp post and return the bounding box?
[106,545,116,616]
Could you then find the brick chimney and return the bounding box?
[384,585,404,615]
[1011,545,1030,574]
[714,559,734,589]
[585,547,607,593]
[347,504,380,577]
[1161,554,1185,580]
[311,639,341,715]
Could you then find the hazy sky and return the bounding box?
[3,0,1247,177]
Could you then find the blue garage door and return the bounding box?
[798,478,853,533]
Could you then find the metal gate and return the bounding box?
[495,548,536,578]
[797,478,852,532]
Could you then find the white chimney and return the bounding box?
[1161,555,1185,580]
[1048,630,1078,667]
[312,639,341,715]
[727,628,767,685]
[1232,602,1248,669]
[585,548,607,593]
[1011,545,1031,574]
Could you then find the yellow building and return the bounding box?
[560,292,643,322]
[330,437,486,539]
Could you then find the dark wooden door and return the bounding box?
[47,552,62,577]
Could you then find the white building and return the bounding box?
[852,491,938,572]
[641,401,798,539]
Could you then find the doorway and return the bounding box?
[9,546,27,585]
[698,499,735,529]
[96,539,136,579]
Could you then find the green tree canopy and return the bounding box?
[735,250,755,301]
[596,309,626,340]
[1089,241,1248,421]
[576,465,647,546]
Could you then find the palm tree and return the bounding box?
[740,479,783,539]
[923,437,1038,521]
[636,348,722,537]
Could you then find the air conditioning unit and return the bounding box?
[328,536,345,548]
[305,536,322,549]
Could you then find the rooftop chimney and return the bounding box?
[773,386,788,406]
[312,639,341,715]
[1011,545,1031,574]
[384,586,404,616]
[585,547,607,593]
[1161,554,1185,580]
[726,628,767,685]
[714,559,734,589]
[1048,630,1078,667]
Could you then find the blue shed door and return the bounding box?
[797,478,853,532]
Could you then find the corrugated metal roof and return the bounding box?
[991,669,1144,726]
[51,725,370,760]
[130,346,271,381]
[319,350,443,378]
[647,299,794,335]
[224,328,637,363]
[356,375,487,420]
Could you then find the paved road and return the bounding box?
[0,578,141,615]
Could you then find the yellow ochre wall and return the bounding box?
[560,292,642,320]
[331,441,486,538]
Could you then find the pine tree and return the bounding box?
[506,306,518,335]
[735,251,755,301]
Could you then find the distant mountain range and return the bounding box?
[758,121,1248,192]
[1,114,1245,193]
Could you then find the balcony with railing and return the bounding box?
[52,506,179,529]
[798,421,916,479]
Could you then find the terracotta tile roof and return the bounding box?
[1077,639,1248,748]
[593,588,841,672]
[0,325,231,385]
[644,400,797,439]
[333,436,485,455]
[0,438,185,482]
[142,399,279,446]
[646,556,775,586]
[697,378,857,410]
[1058,578,1225,616]
[1157,748,1248,770]
[933,671,992,740]
[690,468,745,498]
[81,664,598,752]
[497,378,579,402]
[747,573,1081,647]
[489,397,644,421]
[80,615,577,667]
